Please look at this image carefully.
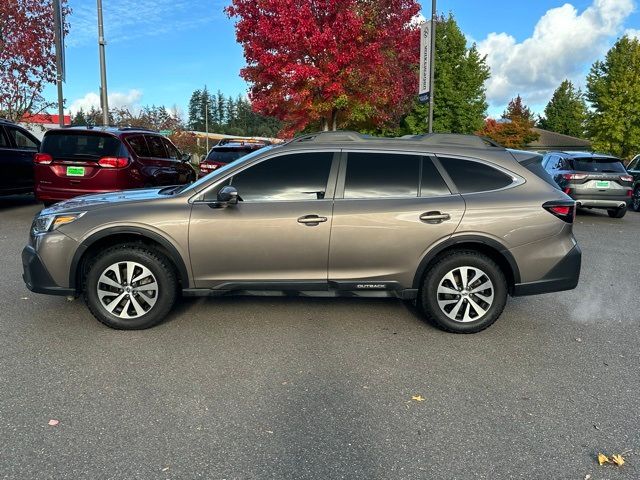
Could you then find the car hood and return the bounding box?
[42,187,171,214]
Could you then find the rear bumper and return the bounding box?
[22,245,75,296]
[512,244,581,296]
[571,193,630,208]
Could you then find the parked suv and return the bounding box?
[626,154,640,211]
[23,132,581,333]
[0,118,40,196]
[198,138,269,177]
[542,151,633,218]
[34,126,196,204]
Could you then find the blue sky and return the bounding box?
[45,0,640,120]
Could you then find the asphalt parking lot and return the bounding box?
[1,194,638,480]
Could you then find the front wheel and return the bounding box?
[607,206,627,218]
[419,251,508,333]
[84,245,177,329]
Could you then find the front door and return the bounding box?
[188,151,338,288]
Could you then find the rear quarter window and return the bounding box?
[439,157,514,193]
[42,132,121,159]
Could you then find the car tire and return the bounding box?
[83,244,177,329]
[632,188,640,212]
[607,206,627,218]
[419,250,507,334]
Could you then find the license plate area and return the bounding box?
[66,166,85,177]
[595,180,610,189]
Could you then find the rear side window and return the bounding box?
[42,133,121,159]
[145,135,168,158]
[571,157,626,173]
[344,152,420,198]
[421,157,450,197]
[520,155,560,189]
[0,128,8,147]
[127,135,150,157]
[7,127,38,150]
[440,157,514,193]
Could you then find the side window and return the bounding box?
[440,158,514,194]
[127,135,150,157]
[7,127,38,150]
[0,127,8,148]
[145,135,168,158]
[628,156,639,171]
[344,152,419,198]
[228,152,333,202]
[420,157,451,197]
[557,158,569,170]
[162,137,181,160]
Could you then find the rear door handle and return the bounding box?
[419,211,450,224]
[297,214,328,226]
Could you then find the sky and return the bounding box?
[44,0,640,120]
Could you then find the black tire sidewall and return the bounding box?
[607,206,627,218]
[84,246,177,329]
[632,188,640,212]
[420,252,507,333]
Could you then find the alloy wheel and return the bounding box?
[96,261,158,319]
[436,266,494,323]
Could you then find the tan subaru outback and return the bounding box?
[22,132,581,333]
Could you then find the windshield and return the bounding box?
[205,149,247,163]
[571,157,626,173]
[176,145,275,194]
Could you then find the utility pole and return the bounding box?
[97,0,109,126]
[428,0,436,133]
[52,0,65,127]
[205,96,209,153]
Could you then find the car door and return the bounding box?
[161,137,194,184]
[142,134,173,185]
[328,151,465,290]
[188,150,339,288]
[3,125,39,191]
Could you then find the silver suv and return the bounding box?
[22,132,582,333]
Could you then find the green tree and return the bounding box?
[187,87,215,131]
[586,36,640,159]
[478,95,539,148]
[398,14,490,135]
[71,108,87,126]
[539,80,587,137]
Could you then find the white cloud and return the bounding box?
[477,0,635,109]
[68,89,143,114]
[625,28,640,38]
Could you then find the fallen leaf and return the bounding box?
[48,419,59,426]
[161,467,169,472]
[611,454,625,466]
[584,475,591,480]
[411,395,425,402]
[597,453,610,465]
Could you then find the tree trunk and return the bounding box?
[331,109,338,131]
[321,117,329,131]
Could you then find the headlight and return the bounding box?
[31,212,86,235]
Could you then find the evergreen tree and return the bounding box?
[71,109,87,126]
[399,14,490,135]
[187,89,202,130]
[586,36,640,159]
[539,80,587,137]
[478,95,539,148]
[216,90,226,127]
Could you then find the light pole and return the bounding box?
[97,0,109,125]
[428,0,436,133]
[52,0,64,127]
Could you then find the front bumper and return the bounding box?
[22,245,75,296]
[512,243,581,296]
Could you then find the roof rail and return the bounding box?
[407,133,503,148]
[290,131,365,144]
[118,126,157,132]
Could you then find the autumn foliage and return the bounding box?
[226,0,421,136]
[477,95,539,148]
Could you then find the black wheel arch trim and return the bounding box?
[69,226,191,290]
[412,235,521,289]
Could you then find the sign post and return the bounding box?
[419,1,437,133]
[52,0,65,127]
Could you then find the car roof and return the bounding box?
[44,126,161,137]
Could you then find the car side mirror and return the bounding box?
[181,152,192,162]
[217,185,239,206]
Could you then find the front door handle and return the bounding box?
[420,211,450,224]
[297,214,328,226]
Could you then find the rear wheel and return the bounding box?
[607,206,627,218]
[419,251,507,333]
[84,245,177,329]
[632,188,640,212]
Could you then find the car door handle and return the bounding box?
[297,214,328,226]
[420,211,450,224]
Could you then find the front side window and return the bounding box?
[344,152,420,198]
[127,135,150,157]
[162,138,181,160]
[440,157,514,194]
[421,157,451,197]
[7,127,38,150]
[145,135,168,158]
[229,152,333,202]
[0,128,8,148]
[627,156,639,170]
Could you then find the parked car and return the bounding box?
[626,154,640,211]
[34,126,196,205]
[542,151,633,218]
[23,131,581,333]
[198,138,269,177]
[0,118,40,196]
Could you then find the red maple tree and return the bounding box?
[226,0,421,136]
[0,0,70,121]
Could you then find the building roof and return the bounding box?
[526,127,591,151]
[21,113,71,125]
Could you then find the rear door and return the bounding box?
[3,125,39,190]
[328,150,465,290]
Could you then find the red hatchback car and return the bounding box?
[34,127,196,204]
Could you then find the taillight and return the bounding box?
[563,187,572,195]
[562,173,587,181]
[98,157,129,168]
[620,175,633,182]
[34,153,53,165]
[543,201,576,223]
[627,190,633,198]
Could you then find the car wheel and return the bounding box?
[419,250,507,333]
[632,188,640,212]
[607,206,627,218]
[84,244,177,329]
